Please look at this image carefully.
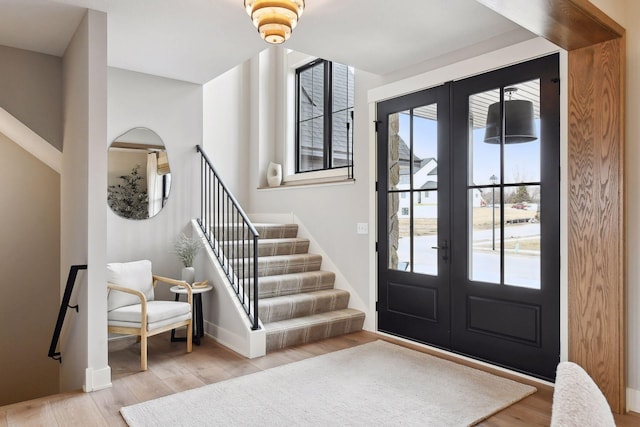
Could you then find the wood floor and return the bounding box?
[1,331,639,426]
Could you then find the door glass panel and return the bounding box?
[504,80,541,184]
[414,191,438,275]
[469,89,501,186]
[388,111,410,190]
[412,104,438,190]
[504,185,541,288]
[469,189,501,284]
[389,192,410,271]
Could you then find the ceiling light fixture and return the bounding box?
[244,0,305,44]
[484,87,537,144]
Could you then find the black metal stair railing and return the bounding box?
[196,145,260,330]
[48,264,88,363]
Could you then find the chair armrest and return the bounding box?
[107,282,147,302]
[153,275,193,306]
[107,282,149,330]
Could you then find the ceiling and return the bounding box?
[0,0,536,84]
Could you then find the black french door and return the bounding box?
[377,84,451,348]
[377,54,560,381]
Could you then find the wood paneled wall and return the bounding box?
[475,0,626,413]
[568,38,625,414]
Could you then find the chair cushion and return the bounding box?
[107,301,192,331]
[107,260,155,311]
[551,361,615,427]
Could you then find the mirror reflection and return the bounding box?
[108,127,171,219]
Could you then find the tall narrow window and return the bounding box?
[296,59,354,173]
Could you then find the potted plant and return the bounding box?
[173,233,203,284]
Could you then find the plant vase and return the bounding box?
[181,266,195,285]
[267,161,282,187]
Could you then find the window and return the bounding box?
[296,59,354,173]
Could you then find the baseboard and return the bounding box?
[204,320,265,359]
[627,388,640,413]
[83,366,112,392]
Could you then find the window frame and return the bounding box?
[294,58,354,175]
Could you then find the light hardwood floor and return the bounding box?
[1,331,639,426]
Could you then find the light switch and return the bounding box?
[357,223,368,234]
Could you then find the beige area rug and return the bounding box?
[120,340,536,427]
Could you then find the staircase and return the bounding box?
[251,223,365,351]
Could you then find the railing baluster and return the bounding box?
[195,145,259,330]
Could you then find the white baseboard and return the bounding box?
[83,366,112,392]
[204,320,266,359]
[627,388,640,413]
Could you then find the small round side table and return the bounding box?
[169,281,213,346]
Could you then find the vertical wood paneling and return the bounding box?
[568,38,624,413]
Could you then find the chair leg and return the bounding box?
[141,333,148,371]
[187,320,193,353]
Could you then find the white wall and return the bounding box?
[107,67,202,299]
[60,9,110,392]
[202,62,252,206]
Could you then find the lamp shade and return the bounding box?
[483,99,537,144]
[245,0,305,44]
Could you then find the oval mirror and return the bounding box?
[108,127,171,219]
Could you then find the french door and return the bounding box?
[377,54,560,381]
[377,84,451,348]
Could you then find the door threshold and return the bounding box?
[376,330,554,389]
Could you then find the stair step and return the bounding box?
[224,238,310,258]
[257,238,310,256]
[254,223,299,239]
[257,253,322,277]
[264,308,365,352]
[259,289,350,323]
[252,271,336,298]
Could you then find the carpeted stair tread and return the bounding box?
[264,308,365,351]
[224,238,311,258]
[253,223,299,239]
[259,289,350,323]
[257,253,323,276]
[254,271,336,298]
[256,238,310,256]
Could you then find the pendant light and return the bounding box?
[484,87,537,144]
[245,0,305,45]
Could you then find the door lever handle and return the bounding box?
[431,240,449,262]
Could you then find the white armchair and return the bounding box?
[107,260,193,371]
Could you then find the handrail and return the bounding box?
[48,264,87,363]
[196,145,260,330]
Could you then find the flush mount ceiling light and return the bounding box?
[484,87,537,144]
[245,0,305,44]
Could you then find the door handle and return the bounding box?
[431,240,449,262]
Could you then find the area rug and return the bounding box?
[120,340,536,426]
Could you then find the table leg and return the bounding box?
[170,292,180,342]
[170,293,203,346]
